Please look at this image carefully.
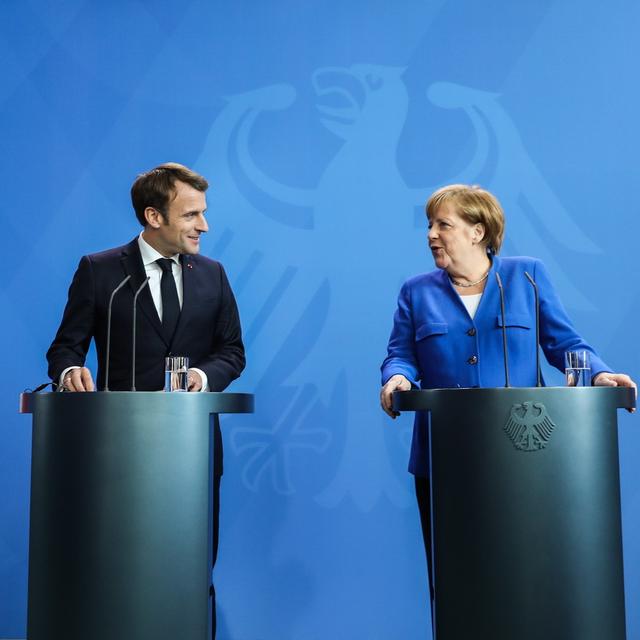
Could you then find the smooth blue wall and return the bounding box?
[1,1,639,638]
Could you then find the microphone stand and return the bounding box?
[524,271,542,387]
[495,272,510,388]
[131,277,150,392]
[104,275,131,391]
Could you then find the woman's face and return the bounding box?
[427,203,484,271]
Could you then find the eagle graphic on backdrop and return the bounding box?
[194,64,595,509]
[504,402,556,451]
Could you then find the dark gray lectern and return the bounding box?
[20,391,253,640]
[394,386,635,640]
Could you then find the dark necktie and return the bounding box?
[157,258,180,341]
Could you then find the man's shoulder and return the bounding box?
[184,253,225,273]
[84,239,138,265]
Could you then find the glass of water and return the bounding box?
[165,356,189,392]
[565,350,591,387]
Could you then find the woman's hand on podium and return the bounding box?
[593,372,637,413]
[380,374,412,418]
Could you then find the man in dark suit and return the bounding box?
[47,162,245,638]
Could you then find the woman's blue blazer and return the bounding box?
[381,255,611,476]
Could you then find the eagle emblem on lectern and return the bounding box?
[504,402,556,451]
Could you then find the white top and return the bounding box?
[460,293,482,319]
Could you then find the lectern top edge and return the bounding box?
[392,386,636,413]
[19,391,255,415]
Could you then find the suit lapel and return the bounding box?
[120,239,167,345]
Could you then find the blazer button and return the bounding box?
[467,355,478,365]
[467,328,476,336]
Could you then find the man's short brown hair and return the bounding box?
[131,162,209,226]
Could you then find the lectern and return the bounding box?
[394,386,635,640]
[20,391,253,640]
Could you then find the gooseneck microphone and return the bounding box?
[524,271,542,387]
[104,274,132,391]
[131,277,150,392]
[495,272,510,387]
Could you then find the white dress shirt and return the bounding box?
[138,232,184,316]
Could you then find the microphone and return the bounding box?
[524,271,542,387]
[131,277,150,392]
[104,274,132,391]
[495,272,510,387]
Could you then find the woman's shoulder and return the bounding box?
[495,255,544,273]
[401,269,445,290]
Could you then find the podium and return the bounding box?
[394,386,635,640]
[20,391,253,640]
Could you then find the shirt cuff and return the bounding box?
[58,366,81,391]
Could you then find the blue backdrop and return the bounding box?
[1,1,639,638]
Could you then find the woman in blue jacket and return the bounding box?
[380,184,636,603]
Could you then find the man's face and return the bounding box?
[148,180,208,256]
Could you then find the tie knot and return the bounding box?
[157,258,174,273]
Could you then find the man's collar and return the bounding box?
[138,232,179,266]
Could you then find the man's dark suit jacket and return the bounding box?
[47,238,246,471]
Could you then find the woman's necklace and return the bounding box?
[449,269,490,288]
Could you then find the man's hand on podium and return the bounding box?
[62,367,96,392]
[380,374,412,418]
[187,369,203,392]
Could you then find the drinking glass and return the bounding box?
[565,350,591,387]
[165,356,189,392]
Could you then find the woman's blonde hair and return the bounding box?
[426,184,505,254]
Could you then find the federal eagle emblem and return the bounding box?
[504,401,556,451]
